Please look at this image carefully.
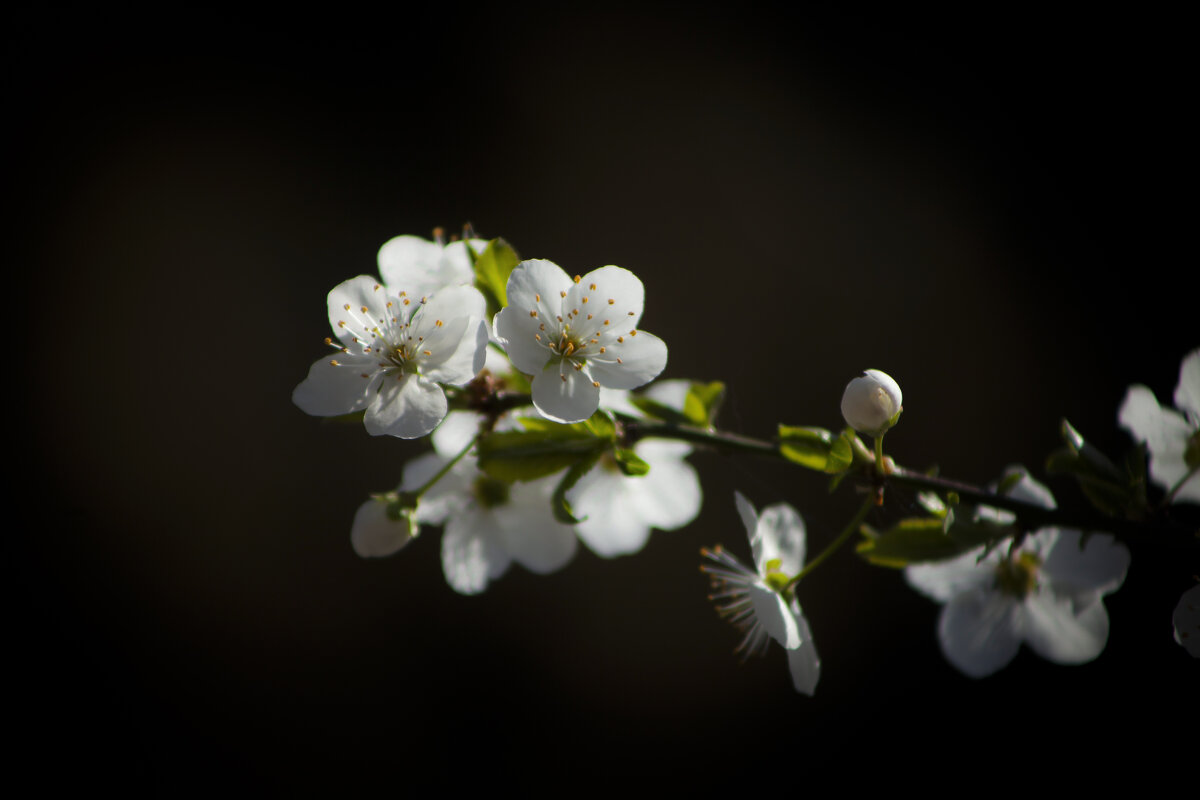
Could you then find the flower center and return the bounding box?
[995,550,1041,598]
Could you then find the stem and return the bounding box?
[874,433,886,477]
[411,433,479,497]
[786,496,875,590]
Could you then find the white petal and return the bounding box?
[642,379,692,410]
[1173,348,1200,425]
[785,601,821,696]
[422,318,488,386]
[432,410,483,458]
[1003,468,1057,510]
[400,451,472,524]
[364,374,448,439]
[734,491,759,548]
[1119,385,1194,495]
[748,583,801,649]
[1040,530,1130,598]
[494,486,579,574]
[567,265,645,329]
[377,235,475,298]
[326,275,396,347]
[292,355,376,417]
[625,441,701,530]
[938,590,1022,678]
[350,499,414,558]
[570,469,652,558]
[441,510,512,595]
[904,547,997,603]
[585,331,668,390]
[1022,591,1109,665]
[530,363,600,424]
[1173,584,1200,657]
[495,259,571,375]
[751,503,806,577]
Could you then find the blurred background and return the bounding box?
[11,5,1195,789]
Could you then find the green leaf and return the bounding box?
[683,381,725,428]
[629,396,692,425]
[1047,419,1145,517]
[857,508,1014,568]
[477,428,606,482]
[778,426,836,471]
[829,428,857,473]
[584,409,617,439]
[472,238,521,317]
[613,448,650,476]
[551,450,602,524]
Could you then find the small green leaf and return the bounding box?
[584,409,617,439]
[472,238,521,317]
[613,448,650,476]
[829,428,857,473]
[778,425,836,471]
[856,517,955,568]
[683,381,726,428]
[629,396,693,426]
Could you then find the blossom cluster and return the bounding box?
[294,233,698,594]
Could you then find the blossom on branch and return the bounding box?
[701,492,820,695]
[905,469,1130,678]
[293,278,488,439]
[377,233,487,301]
[840,369,902,437]
[1118,348,1200,504]
[493,260,667,424]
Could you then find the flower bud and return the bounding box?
[841,369,903,437]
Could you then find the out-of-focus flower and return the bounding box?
[493,260,667,424]
[377,233,487,301]
[397,451,577,595]
[350,494,418,558]
[1118,348,1200,504]
[293,278,488,439]
[840,369,902,437]
[1174,584,1200,657]
[906,469,1130,678]
[701,492,820,695]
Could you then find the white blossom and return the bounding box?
[493,260,667,424]
[398,451,577,595]
[701,492,820,695]
[840,369,902,436]
[293,278,488,439]
[906,469,1130,678]
[350,495,418,558]
[1118,348,1200,504]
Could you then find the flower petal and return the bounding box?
[569,469,652,558]
[364,374,448,439]
[442,509,512,595]
[785,601,821,696]
[292,354,377,417]
[1022,591,1109,666]
[905,547,998,603]
[350,499,415,558]
[626,441,701,530]
[495,259,571,375]
[567,265,645,329]
[1172,348,1200,426]
[751,502,806,577]
[495,482,578,574]
[1119,385,1194,495]
[585,331,668,390]
[734,491,759,547]
[377,235,481,298]
[422,317,488,386]
[1040,529,1130,598]
[937,590,1022,678]
[326,275,396,349]
[530,363,600,424]
[748,583,801,649]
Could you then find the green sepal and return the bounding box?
[471,238,521,318]
[683,381,725,428]
[477,427,607,482]
[613,448,650,476]
[551,450,602,524]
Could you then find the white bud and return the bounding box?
[841,369,903,437]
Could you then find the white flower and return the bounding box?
[377,233,486,301]
[293,278,488,439]
[566,382,701,557]
[1174,584,1200,657]
[1118,348,1200,504]
[905,469,1131,678]
[701,492,820,695]
[493,259,668,424]
[398,451,577,595]
[840,369,902,437]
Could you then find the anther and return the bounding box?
[572,308,579,316]
[582,297,589,304]
[403,299,411,305]
[603,320,610,325]
[337,321,346,328]
[587,314,593,320]
[617,357,623,364]
[573,363,583,371]
[386,301,393,308]
[618,336,624,343]
[556,315,563,322]
[535,294,541,302]
[628,311,635,316]
[361,306,368,313]
[608,298,615,305]
[573,275,581,283]
[599,346,606,353]
[423,350,432,356]
[629,330,637,336]
[592,381,600,387]
[530,310,538,317]
[435,320,443,327]
[539,323,545,331]
[330,359,340,366]
[324,337,333,344]
[535,334,541,341]
[373,284,380,291]
[559,290,567,298]
[420,297,427,304]
[344,304,351,311]
[589,283,596,290]
[560,374,567,382]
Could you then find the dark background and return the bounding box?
[11,6,1196,789]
